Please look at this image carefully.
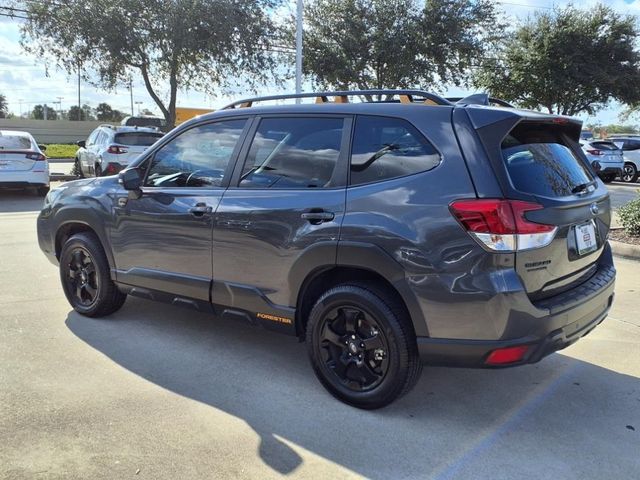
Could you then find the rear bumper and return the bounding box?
[0,170,49,187]
[597,166,622,176]
[418,246,616,368]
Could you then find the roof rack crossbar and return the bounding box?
[222,90,452,110]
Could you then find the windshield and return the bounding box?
[115,132,163,147]
[502,124,594,198]
[0,135,32,150]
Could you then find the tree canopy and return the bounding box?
[21,0,284,127]
[0,93,7,118]
[96,103,125,122]
[474,4,640,116]
[31,104,58,120]
[302,0,502,91]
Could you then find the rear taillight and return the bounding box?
[107,145,128,154]
[26,152,46,161]
[103,163,122,175]
[450,199,557,252]
[586,149,602,156]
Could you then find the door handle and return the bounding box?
[301,210,335,224]
[189,203,212,217]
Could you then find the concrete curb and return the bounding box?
[610,240,640,260]
[50,174,78,182]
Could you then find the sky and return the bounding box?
[1,0,640,124]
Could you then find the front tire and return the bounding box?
[621,163,638,183]
[59,232,126,317]
[306,284,422,409]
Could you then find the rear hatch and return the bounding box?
[587,141,623,165]
[113,131,163,164]
[463,108,610,301]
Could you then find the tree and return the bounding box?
[21,0,284,128]
[0,93,8,118]
[96,102,114,121]
[474,4,640,116]
[31,104,58,120]
[68,104,94,121]
[302,0,502,92]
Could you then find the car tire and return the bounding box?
[601,174,613,183]
[36,186,50,197]
[306,283,422,409]
[74,158,84,178]
[621,163,638,183]
[59,232,127,317]
[94,164,102,177]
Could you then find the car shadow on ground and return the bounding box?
[65,298,640,479]
[0,189,44,213]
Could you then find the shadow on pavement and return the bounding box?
[66,298,640,478]
[0,189,44,213]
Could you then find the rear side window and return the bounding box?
[240,117,344,189]
[350,116,440,186]
[115,132,163,146]
[622,140,640,151]
[501,124,594,197]
[0,135,32,150]
[590,141,618,151]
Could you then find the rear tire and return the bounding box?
[74,158,84,178]
[306,283,422,409]
[59,232,126,317]
[36,186,50,197]
[621,163,638,183]
[601,174,614,184]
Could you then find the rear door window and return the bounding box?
[350,116,440,185]
[501,124,594,197]
[239,117,344,189]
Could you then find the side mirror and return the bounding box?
[39,144,47,152]
[76,140,86,148]
[119,168,143,199]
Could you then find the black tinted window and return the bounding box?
[501,124,594,197]
[590,141,618,151]
[350,116,440,186]
[115,132,163,146]
[145,119,246,188]
[240,117,343,189]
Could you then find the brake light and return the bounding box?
[107,145,128,154]
[485,345,530,365]
[450,199,557,252]
[26,152,46,161]
[586,149,602,156]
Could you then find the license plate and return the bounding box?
[575,221,597,256]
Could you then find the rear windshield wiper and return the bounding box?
[571,181,595,194]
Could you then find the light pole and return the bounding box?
[18,99,23,117]
[135,101,143,115]
[56,97,63,118]
[295,0,303,104]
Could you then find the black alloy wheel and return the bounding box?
[318,306,390,392]
[64,247,99,308]
[59,232,127,317]
[307,284,422,409]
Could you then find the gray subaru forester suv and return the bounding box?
[37,90,616,409]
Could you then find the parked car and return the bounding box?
[579,140,623,183]
[75,125,164,177]
[0,130,49,196]
[38,90,616,409]
[608,136,640,183]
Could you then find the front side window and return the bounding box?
[349,116,440,186]
[239,117,344,189]
[145,119,246,188]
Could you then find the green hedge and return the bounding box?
[618,196,640,236]
[44,144,78,159]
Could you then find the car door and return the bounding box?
[212,115,350,321]
[110,118,250,304]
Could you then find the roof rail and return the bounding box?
[98,123,116,129]
[222,90,453,110]
[446,94,514,108]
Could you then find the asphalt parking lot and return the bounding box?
[1,185,639,479]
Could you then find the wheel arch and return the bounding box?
[293,242,429,339]
[54,217,115,275]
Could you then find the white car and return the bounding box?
[75,125,163,177]
[0,130,49,196]
[579,140,623,183]
[609,136,640,183]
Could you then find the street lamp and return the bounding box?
[56,97,63,118]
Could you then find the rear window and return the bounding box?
[590,141,619,151]
[0,135,32,150]
[501,124,594,197]
[115,132,163,146]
